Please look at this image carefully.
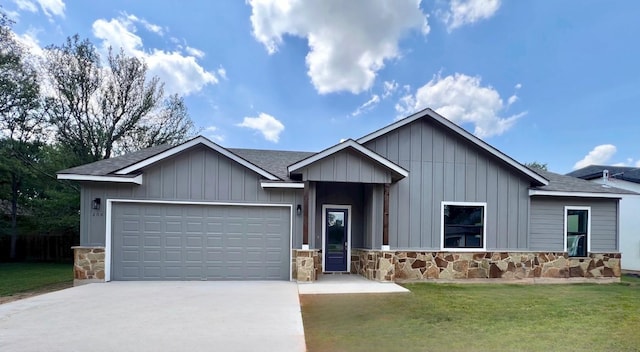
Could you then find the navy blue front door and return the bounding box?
[325,208,348,272]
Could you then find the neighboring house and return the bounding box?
[568,166,640,272]
[58,109,631,284]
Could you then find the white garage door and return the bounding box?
[111,203,290,280]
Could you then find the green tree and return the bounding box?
[0,11,45,259]
[525,161,548,171]
[44,35,196,164]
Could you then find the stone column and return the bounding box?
[72,246,106,285]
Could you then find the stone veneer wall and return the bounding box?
[294,249,322,282]
[72,246,106,285]
[351,249,621,282]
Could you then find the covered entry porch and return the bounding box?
[286,140,408,282]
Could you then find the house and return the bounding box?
[567,166,640,272]
[58,108,631,284]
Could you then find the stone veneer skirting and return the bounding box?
[293,249,322,281]
[350,249,621,282]
[72,246,105,285]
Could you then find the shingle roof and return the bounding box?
[58,144,174,176]
[229,148,314,181]
[531,169,636,195]
[567,165,640,184]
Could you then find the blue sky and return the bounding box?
[4,0,640,173]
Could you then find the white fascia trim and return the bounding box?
[104,199,294,282]
[529,190,624,198]
[357,109,549,186]
[440,201,487,252]
[288,139,408,177]
[260,182,305,189]
[57,174,143,185]
[115,136,279,181]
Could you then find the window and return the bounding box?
[565,207,590,257]
[442,202,486,251]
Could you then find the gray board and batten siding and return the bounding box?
[529,197,619,252]
[362,118,532,251]
[80,145,303,248]
[296,148,395,184]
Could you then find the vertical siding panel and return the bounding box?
[432,161,444,248]
[454,163,466,201]
[421,162,433,248]
[397,178,410,248]
[230,165,244,200]
[409,161,422,248]
[485,164,498,248]
[190,149,204,200]
[507,175,519,248]
[475,157,487,201]
[465,150,477,201]
[163,162,176,199]
[432,129,444,163]
[320,157,334,180]
[444,162,455,200]
[410,123,421,161]
[204,152,218,200]
[147,167,163,199]
[386,132,399,163]
[496,168,509,249]
[443,135,455,163]
[398,127,411,167]
[175,157,190,199]
[421,123,433,162]
[336,153,348,181]
[217,157,230,200]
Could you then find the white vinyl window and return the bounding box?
[441,202,487,251]
[564,206,591,257]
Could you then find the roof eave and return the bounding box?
[114,136,280,181]
[57,173,143,185]
[528,189,624,199]
[287,139,408,179]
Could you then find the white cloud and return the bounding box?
[351,94,380,117]
[217,66,227,80]
[237,113,285,143]
[573,144,617,170]
[507,94,518,106]
[395,73,524,138]
[514,83,522,90]
[248,0,429,94]
[126,14,164,35]
[439,0,501,31]
[185,46,205,58]
[14,0,38,13]
[92,15,218,96]
[36,0,65,18]
[383,80,399,98]
[203,126,225,143]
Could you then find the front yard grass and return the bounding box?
[0,262,73,300]
[301,277,640,352]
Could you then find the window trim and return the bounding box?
[564,206,591,257]
[440,201,487,252]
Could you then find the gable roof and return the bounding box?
[287,139,409,181]
[567,165,640,184]
[357,108,549,186]
[529,169,636,198]
[57,136,282,183]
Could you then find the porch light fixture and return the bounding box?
[92,198,101,210]
[296,204,302,216]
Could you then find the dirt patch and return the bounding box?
[0,282,73,305]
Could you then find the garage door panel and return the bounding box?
[112,203,290,280]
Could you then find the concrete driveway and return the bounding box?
[0,281,305,352]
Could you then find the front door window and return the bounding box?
[324,208,348,272]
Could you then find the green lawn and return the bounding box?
[0,262,73,297]
[301,276,640,352]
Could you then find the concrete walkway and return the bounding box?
[0,281,305,352]
[297,274,410,295]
